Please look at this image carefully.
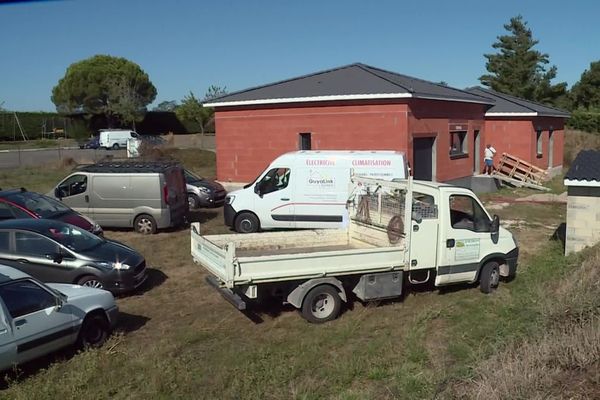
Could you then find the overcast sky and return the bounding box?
[1,0,598,111]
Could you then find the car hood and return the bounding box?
[187,179,225,191]
[47,283,116,309]
[80,240,144,267]
[53,211,94,232]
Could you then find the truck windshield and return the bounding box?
[7,192,71,218]
[45,224,105,253]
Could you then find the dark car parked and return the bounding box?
[185,169,227,209]
[79,136,100,149]
[0,188,103,236]
[0,219,147,294]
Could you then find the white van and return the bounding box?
[224,151,407,233]
[99,129,139,150]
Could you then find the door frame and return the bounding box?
[412,134,437,182]
[548,130,554,168]
[473,130,480,174]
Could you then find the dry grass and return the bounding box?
[564,129,600,167]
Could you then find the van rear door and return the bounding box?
[164,167,188,227]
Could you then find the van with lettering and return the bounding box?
[224,151,407,233]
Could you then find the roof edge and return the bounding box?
[564,179,600,187]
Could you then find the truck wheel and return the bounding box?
[235,212,259,233]
[78,313,109,349]
[479,261,500,294]
[112,143,120,150]
[134,214,157,234]
[188,194,200,210]
[301,285,342,323]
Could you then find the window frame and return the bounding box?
[536,130,543,158]
[449,194,491,233]
[299,132,311,150]
[449,130,468,158]
[256,168,291,196]
[57,174,88,198]
[0,279,58,319]
[14,230,61,257]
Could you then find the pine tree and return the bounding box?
[571,61,600,109]
[479,15,566,105]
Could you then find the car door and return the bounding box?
[0,303,17,371]
[0,280,75,365]
[408,192,440,271]
[89,175,131,227]
[437,193,493,285]
[55,174,91,216]
[254,167,294,229]
[8,231,72,284]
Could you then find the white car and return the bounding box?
[0,264,118,371]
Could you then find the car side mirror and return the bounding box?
[54,295,64,310]
[46,253,63,264]
[54,187,62,200]
[490,215,500,244]
[254,183,264,198]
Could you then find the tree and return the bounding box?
[51,55,157,127]
[479,15,566,105]
[176,86,228,134]
[571,61,600,109]
[153,100,178,112]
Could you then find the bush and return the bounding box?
[567,108,600,132]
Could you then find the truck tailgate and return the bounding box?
[191,223,232,284]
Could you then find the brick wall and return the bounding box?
[565,186,600,255]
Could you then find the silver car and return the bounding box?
[0,264,118,371]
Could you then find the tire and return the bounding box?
[78,313,109,349]
[188,194,200,210]
[479,261,500,294]
[301,285,342,323]
[112,143,120,150]
[235,212,259,233]
[77,275,104,290]
[134,214,157,234]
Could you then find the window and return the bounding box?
[536,130,543,157]
[256,168,291,195]
[0,280,56,318]
[7,192,69,218]
[449,195,490,232]
[299,133,311,150]
[412,192,438,219]
[449,131,468,157]
[15,231,60,257]
[0,231,10,253]
[57,175,87,197]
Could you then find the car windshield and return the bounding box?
[45,224,104,252]
[7,192,71,218]
[184,170,203,183]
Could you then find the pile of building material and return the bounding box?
[492,153,550,191]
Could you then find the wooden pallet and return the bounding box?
[492,153,550,191]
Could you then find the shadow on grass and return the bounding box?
[130,268,168,296]
[187,209,219,224]
[0,311,150,389]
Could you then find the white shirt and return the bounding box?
[484,147,496,160]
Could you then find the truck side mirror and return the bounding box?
[490,215,500,244]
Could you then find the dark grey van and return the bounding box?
[49,161,188,234]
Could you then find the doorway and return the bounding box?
[548,130,554,168]
[473,130,480,174]
[412,137,435,181]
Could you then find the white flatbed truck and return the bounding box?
[191,177,519,323]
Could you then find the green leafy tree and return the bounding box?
[51,55,157,127]
[571,61,600,109]
[479,15,566,105]
[153,100,179,112]
[176,86,227,134]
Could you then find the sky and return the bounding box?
[1,0,599,112]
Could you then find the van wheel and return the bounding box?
[77,275,104,289]
[480,261,500,294]
[188,194,200,210]
[235,212,259,233]
[112,143,120,150]
[301,285,342,323]
[134,214,157,234]
[78,313,109,349]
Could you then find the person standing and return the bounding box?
[483,144,496,175]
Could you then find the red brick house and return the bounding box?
[205,64,568,186]
[467,87,570,177]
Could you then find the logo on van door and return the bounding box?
[308,170,334,187]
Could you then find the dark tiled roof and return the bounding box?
[204,63,494,107]
[565,150,600,182]
[466,87,570,118]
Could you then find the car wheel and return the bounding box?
[235,212,259,233]
[301,285,342,323]
[134,214,157,234]
[77,275,104,289]
[78,313,109,349]
[480,261,500,294]
[112,143,120,150]
[188,194,200,210]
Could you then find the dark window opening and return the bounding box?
[449,131,468,157]
[299,133,311,150]
[536,130,543,157]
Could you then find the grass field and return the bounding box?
[0,149,596,399]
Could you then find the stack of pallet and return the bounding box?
[492,153,550,191]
